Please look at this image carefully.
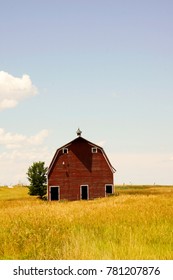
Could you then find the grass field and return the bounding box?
[0,185,173,260]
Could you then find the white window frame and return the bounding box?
[80,185,89,200]
[49,186,60,201]
[91,147,98,153]
[62,148,68,154]
[105,184,114,196]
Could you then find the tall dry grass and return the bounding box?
[0,185,173,259]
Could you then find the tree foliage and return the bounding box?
[27,161,48,198]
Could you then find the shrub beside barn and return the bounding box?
[48,130,116,201]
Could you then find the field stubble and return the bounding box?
[0,185,173,259]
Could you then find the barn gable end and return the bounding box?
[48,133,116,201]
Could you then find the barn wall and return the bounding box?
[48,137,114,200]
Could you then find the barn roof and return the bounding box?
[48,136,116,175]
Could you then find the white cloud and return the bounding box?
[0,147,51,163]
[0,148,53,186]
[0,128,49,149]
[28,130,49,145]
[0,128,52,185]
[0,71,38,110]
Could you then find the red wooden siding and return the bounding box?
[48,136,115,201]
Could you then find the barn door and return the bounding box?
[105,184,113,195]
[81,185,88,200]
[50,186,59,201]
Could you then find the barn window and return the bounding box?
[91,147,97,153]
[62,148,68,154]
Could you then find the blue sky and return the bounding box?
[0,0,173,185]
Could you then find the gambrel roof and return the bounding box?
[48,136,116,175]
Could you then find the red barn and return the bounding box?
[48,129,116,201]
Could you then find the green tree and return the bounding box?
[27,161,48,199]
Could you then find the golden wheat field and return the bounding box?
[0,185,173,260]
